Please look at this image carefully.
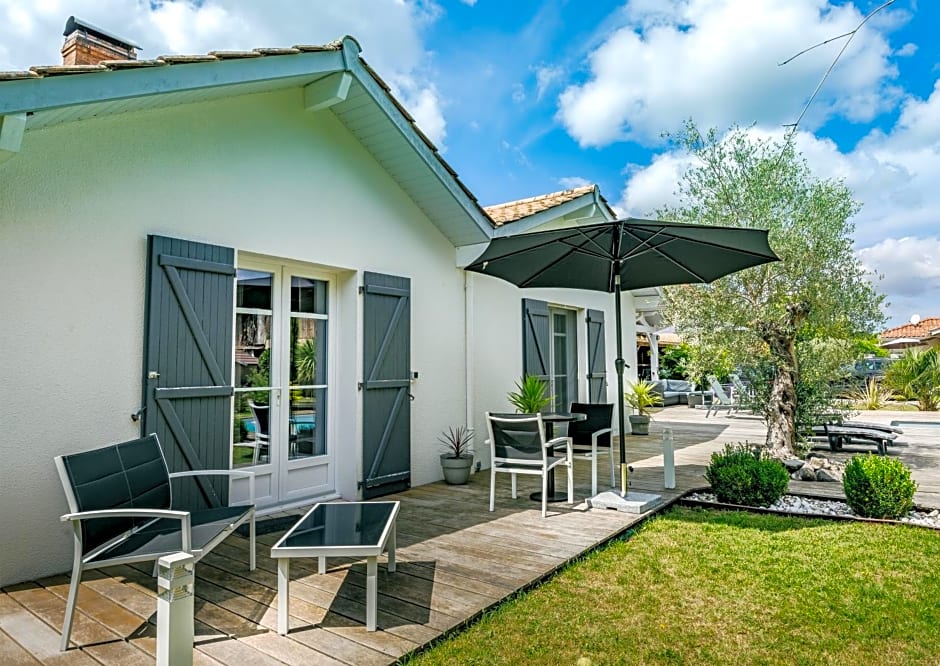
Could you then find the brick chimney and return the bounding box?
[61,16,140,65]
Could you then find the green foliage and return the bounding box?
[846,378,896,411]
[885,348,940,411]
[658,122,884,455]
[294,338,317,384]
[704,443,789,507]
[851,333,889,359]
[658,343,690,380]
[438,425,475,459]
[508,375,553,414]
[740,363,850,450]
[843,455,917,519]
[624,380,663,417]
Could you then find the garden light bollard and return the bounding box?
[157,552,195,666]
[663,427,676,489]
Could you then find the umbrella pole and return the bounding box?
[614,275,629,496]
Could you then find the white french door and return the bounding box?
[231,261,334,507]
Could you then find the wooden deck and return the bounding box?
[3,408,938,664]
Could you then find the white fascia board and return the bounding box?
[0,50,346,115]
[344,53,491,246]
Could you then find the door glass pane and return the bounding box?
[237,269,273,309]
[234,269,274,468]
[553,313,568,412]
[290,317,328,386]
[233,390,273,468]
[291,277,328,315]
[289,388,327,458]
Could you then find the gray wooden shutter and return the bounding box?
[586,309,607,403]
[361,272,411,499]
[142,235,235,510]
[522,298,550,382]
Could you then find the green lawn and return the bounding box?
[405,508,940,666]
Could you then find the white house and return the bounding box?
[0,21,643,585]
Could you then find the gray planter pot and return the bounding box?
[440,454,474,485]
[629,414,651,435]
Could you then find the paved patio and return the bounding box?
[2,407,937,664]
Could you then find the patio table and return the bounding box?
[271,501,399,633]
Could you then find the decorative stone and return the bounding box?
[784,459,805,472]
[815,468,841,483]
[798,466,818,481]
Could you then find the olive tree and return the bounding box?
[659,123,884,458]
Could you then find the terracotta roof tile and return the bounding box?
[880,317,940,341]
[484,185,604,225]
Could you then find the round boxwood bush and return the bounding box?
[843,454,917,519]
[705,443,789,507]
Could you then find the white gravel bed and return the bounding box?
[685,492,940,529]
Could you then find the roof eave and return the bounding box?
[492,190,614,238]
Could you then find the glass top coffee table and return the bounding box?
[270,501,400,633]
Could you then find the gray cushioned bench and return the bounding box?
[54,433,255,651]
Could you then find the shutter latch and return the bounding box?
[148,370,160,379]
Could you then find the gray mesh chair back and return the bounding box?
[59,434,171,556]
[488,413,546,462]
[569,403,613,449]
[567,403,615,495]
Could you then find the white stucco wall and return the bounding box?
[0,87,470,584]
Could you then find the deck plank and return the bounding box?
[6,407,938,665]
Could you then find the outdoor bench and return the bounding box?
[54,433,255,651]
[811,423,899,456]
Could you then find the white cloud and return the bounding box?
[859,237,940,322]
[534,64,563,100]
[616,76,940,325]
[557,0,900,147]
[0,0,449,145]
[896,42,917,57]
[557,176,591,190]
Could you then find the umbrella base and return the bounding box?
[529,490,569,503]
[587,490,662,514]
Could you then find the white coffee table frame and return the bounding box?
[270,501,399,633]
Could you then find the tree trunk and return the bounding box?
[759,302,810,459]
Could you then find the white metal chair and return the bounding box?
[485,412,573,518]
[565,402,614,496]
[248,400,270,464]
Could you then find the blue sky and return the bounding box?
[1,0,938,328]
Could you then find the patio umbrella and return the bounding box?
[465,218,779,497]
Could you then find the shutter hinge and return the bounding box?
[358,286,364,295]
[357,382,363,391]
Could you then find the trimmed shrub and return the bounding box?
[843,454,917,519]
[705,443,789,507]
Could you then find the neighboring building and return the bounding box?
[0,21,644,584]
[879,317,940,352]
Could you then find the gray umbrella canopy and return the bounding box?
[465,218,779,496]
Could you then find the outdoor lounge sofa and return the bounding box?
[54,433,256,651]
[650,379,708,406]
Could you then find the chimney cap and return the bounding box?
[63,15,141,50]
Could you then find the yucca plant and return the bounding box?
[508,375,553,413]
[885,348,940,411]
[846,377,896,411]
[624,380,663,417]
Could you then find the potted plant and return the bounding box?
[624,380,663,435]
[507,375,554,413]
[439,425,475,485]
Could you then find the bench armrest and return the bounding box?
[60,508,193,552]
[169,469,256,506]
